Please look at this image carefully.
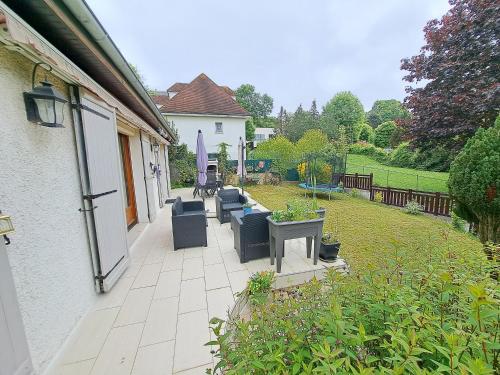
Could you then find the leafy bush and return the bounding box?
[404,200,423,215]
[389,142,417,168]
[349,188,361,198]
[414,146,453,172]
[451,212,467,232]
[367,99,410,128]
[246,271,275,304]
[270,200,319,223]
[168,143,196,187]
[320,91,365,142]
[349,141,388,163]
[358,122,375,143]
[374,120,397,148]
[210,244,497,374]
[253,136,296,178]
[449,120,500,243]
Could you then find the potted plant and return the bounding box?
[267,202,324,273]
[242,202,253,215]
[319,231,341,262]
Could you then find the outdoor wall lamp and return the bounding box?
[23,62,68,128]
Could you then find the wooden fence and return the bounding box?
[369,186,452,216]
[339,173,373,190]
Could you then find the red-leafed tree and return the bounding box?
[401,0,499,152]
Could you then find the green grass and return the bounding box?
[346,154,449,192]
[247,184,483,273]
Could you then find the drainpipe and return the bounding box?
[139,131,151,222]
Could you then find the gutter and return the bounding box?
[60,0,177,143]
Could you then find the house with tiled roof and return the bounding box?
[153,73,250,159]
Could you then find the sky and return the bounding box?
[86,0,450,114]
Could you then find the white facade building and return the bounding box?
[0,2,176,374]
[153,74,251,160]
[253,127,275,148]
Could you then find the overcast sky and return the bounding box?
[86,0,450,114]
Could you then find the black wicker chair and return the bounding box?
[215,189,247,224]
[232,211,271,263]
[171,197,207,250]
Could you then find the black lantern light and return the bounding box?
[23,62,68,128]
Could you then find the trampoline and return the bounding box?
[298,182,343,193]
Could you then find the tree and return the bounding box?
[374,121,397,148]
[245,118,256,141]
[235,84,273,119]
[275,106,286,136]
[287,104,308,142]
[252,136,296,177]
[296,129,328,159]
[309,100,320,128]
[358,123,375,143]
[367,99,410,128]
[321,91,365,143]
[448,120,499,243]
[401,0,499,151]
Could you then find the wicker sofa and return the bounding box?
[215,189,247,223]
[231,211,271,263]
[171,197,207,250]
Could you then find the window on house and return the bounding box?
[215,122,223,134]
[255,133,265,141]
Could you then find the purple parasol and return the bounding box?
[196,130,208,186]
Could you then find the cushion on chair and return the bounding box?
[180,210,205,216]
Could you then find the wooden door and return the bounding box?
[119,134,138,228]
[0,240,34,375]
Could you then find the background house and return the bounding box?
[0,1,175,373]
[152,74,250,160]
[253,127,275,148]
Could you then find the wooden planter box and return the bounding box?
[266,216,324,273]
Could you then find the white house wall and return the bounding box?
[0,47,97,374]
[168,115,246,159]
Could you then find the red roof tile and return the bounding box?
[158,74,249,117]
[150,94,170,106]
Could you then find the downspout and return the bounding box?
[139,131,151,222]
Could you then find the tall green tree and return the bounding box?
[401,0,499,151]
[235,84,273,142]
[235,84,273,118]
[367,99,410,128]
[448,119,499,243]
[287,104,308,142]
[321,91,365,143]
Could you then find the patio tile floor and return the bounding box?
[48,187,346,375]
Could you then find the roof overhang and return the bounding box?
[1,0,177,143]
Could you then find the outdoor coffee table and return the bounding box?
[266,217,324,273]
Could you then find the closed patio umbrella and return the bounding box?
[196,129,208,187]
[237,137,245,196]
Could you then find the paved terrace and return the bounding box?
[48,187,346,375]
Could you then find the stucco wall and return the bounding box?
[168,115,246,159]
[0,48,96,373]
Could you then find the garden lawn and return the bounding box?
[347,153,449,192]
[246,184,483,272]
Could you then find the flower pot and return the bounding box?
[243,207,252,215]
[319,241,340,262]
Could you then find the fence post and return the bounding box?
[434,192,440,215]
[408,189,413,205]
[386,187,390,204]
[355,173,358,189]
[369,173,373,190]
